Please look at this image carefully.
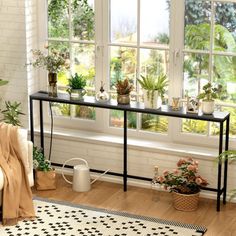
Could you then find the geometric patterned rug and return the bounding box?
[0,197,207,236]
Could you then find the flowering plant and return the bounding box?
[153,157,208,194]
[29,47,69,73]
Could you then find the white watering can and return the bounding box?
[62,158,110,192]
[62,158,91,192]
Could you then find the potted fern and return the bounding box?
[67,73,87,100]
[138,73,168,109]
[115,78,133,105]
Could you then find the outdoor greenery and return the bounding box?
[47,0,236,135]
[1,101,25,126]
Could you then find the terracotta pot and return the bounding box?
[172,191,200,211]
[48,72,57,97]
[35,169,57,190]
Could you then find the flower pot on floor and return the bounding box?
[35,169,57,190]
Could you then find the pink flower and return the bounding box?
[157,176,165,183]
[163,170,169,176]
[195,177,203,185]
[177,158,186,167]
[173,169,179,175]
[187,164,198,172]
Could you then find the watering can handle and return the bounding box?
[61,158,89,185]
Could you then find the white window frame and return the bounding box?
[37,0,236,148]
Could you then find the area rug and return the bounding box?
[0,197,207,236]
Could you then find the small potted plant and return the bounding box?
[115,78,133,105]
[1,101,25,126]
[197,82,223,115]
[153,157,208,211]
[138,73,168,109]
[67,73,87,100]
[33,146,56,190]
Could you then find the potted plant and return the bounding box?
[153,157,208,211]
[1,101,25,126]
[138,73,168,109]
[33,146,56,190]
[29,46,70,97]
[115,78,133,105]
[67,73,87,100]
[197,82,223,115]
[217,150,236,200]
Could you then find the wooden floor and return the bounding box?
[33,175,236,236]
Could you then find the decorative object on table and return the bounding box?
[153,157,208,211]
[137,73,168,109]
[217,150,236,201]
[96,81,110,102]
[29,46,69,97]
[67,73,87,100]
[197,82,223,115]
[186,96,199,114]
[171,97,181,110]
[7,198,206,236]
[1,101,25,126]
[115,78,133,105]
[33,146,56,190]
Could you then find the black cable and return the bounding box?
[48,102,54,160]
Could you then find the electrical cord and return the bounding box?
[48,102,54,161]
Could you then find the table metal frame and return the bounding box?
[30,91,230,211]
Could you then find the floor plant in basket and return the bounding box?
[33,146,56,190]
[153,157,208,211]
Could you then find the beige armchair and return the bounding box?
[0,128,34,206]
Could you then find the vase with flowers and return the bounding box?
[153,157,208,211]
[29,46,69,97]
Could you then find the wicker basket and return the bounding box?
[172,192,200,211]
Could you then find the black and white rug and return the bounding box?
[0,198,207,236]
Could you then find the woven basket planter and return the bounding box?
[172,192,200,211]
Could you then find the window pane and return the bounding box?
[140,0,169,47]
[71,105,95,120]
[141,114,168,133]
[222,107,236,138]
[183,53,209,97]
[52,103,70,117]
[182,119,207,135]
[140,49,169,78]
[184,0,211,50]
[110,110,137,129]
[110,46,137,89]
[110,0,137,43]
[213,55,236,104]
[214,2,236,53]
[72,43,95,90]
[48,0,69,38]
[72,0,95,41]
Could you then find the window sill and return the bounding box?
[34,126,219,160]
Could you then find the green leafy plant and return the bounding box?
[29,46,69,73]
[1,101,25,126]
[138,73,168,98]
[198,82,223,101]
[33,146,53,172]
[153,157,208,194]
[0,79,8,86]
[68,73,87,89]
[116,78,133,95]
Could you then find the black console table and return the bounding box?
[29,91,230,211]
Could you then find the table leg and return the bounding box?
[217,122,224,211]
[124,110,127,192]
[223,116,230,204]
[30,97,34,143]
[39,100,44,155]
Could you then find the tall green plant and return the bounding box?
[1,101,25,126]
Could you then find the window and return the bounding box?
[41,0,236,145]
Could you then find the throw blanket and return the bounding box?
[0,123,35,225]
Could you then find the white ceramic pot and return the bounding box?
[143,90,162,109]
[201,100,215,115]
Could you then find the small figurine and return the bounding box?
[187,96,199,113]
